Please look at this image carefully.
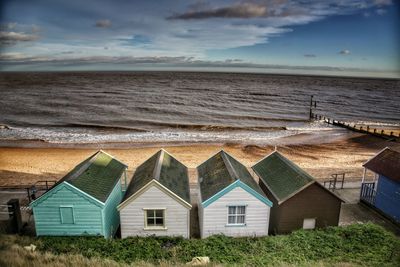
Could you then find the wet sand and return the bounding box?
[0,134,399,187]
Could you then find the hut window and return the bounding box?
[145,209,165,228]
[303,218,316,229]
[227,205,246,225]
[60,206,75,224]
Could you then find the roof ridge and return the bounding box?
[66,151,100,182]
[221,151,239,182]
[153,150,164,181]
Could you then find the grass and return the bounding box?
[1,223,399,266]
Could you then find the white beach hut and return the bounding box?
[197,150,272,238]
[118,149,192,238]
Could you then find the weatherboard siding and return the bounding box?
[102,179,123,238]
[375,175,400,223]
[201,186,270,238]
[265,183,342,234]
[120,185,189,238]
[33,183,103,236]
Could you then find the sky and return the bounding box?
[0,0,399,77]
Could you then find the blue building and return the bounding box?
[360,147,400,224]
[30,150,128,238]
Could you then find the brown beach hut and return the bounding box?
[252,151,343,234]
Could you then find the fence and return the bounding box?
[360,182,376,205]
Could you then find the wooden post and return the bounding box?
[367,126,369,132]
[7,199,22,234]
[362,168,366,183]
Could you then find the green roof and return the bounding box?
[197,150,266,202]
[59,150,127,203]
[252,151,315,204]
[123,150,190,203]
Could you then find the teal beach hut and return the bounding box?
[30,150,128,238]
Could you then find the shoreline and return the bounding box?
[1,133,399,187]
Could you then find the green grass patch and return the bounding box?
[29,223,400,266]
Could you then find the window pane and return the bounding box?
[237,206,246,214]
[155,210,163,217]
[237,215,245,224]
[155,218,164,226]
[228,206,236,214]
[147,218,155,225]
[147,210,154,218]
[228,216,235,224]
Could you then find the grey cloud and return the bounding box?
[95,19,111,28]
[168,3,268,20]
[304,54,317,58]
[339,49,350,55]
[0,31,39,45]
[373,0,392,6]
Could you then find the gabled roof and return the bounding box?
[252,151,341,204]
[33,150,127,204]
[197,150,268,205]
[121,149,191,204]
[363,147,400,182]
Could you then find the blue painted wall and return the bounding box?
[31,180,123,238]
[102,180,123,238]
[32,183,104,236]
[375,175,400,223]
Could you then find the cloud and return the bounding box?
[376,9,387,15]
[373,0,392,6]
[339,49,350,55]
[0,23,41,45]
[95,19,111,28]
[0,53,375,73]
[168,3,268,19]
[304,54,317,58]
[0,31,39,45]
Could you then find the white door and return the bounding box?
[303,218,316,229]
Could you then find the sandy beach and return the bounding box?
[1,133,398,187]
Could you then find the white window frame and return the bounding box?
[60,205,75,224]
[143,208,167,230]
[226,205,247,226]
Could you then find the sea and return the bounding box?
[0,71,399,147]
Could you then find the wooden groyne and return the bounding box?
[312,113,399,141]
[308,96,399,142]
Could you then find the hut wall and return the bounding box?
[201,186,270,238]
[102,179,123,238]
[274,183,341,234]
[375,175,400,223]
[32,183,104,236]
[119,185,190,238]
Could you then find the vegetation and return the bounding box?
[1,223,399,266]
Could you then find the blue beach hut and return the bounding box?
[360,147,400,224]
[30,150,128,238]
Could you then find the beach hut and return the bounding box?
[360,147,400,223]
[30,150,128,238]
[118,149,191,238]
[252,151,343,234]
[197,150,272,238]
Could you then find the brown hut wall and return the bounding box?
[276,183,341,234]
